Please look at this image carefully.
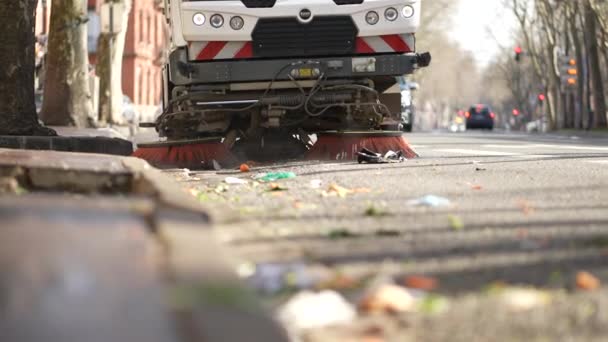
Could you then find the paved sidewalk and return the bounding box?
[0,148,287,342]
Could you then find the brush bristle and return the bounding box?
[132,143,238,169]
[307,135,418,161]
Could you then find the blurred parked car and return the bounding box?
[465,104,495,130]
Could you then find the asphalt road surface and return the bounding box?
[168,131,608,341]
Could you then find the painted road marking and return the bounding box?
[512,154,552,159]
[535,144,608,152]
[586,160,608,165]
[483,144,540,149]
[435,149,519,156]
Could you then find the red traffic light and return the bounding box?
[538,94,546,101]
[512,109,520,116]
[514,46,523,54]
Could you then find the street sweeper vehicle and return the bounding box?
[135,0,430,168]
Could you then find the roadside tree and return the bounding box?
[40,0,95,127]
[97,0,133,124]
[0,0,55,136]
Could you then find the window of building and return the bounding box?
[139,10,145,44]
[87,10,101,53]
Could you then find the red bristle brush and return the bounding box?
[132,138,238,169]
[306,131,418,161]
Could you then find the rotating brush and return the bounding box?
[132,138,238,170]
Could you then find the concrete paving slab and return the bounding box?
[0,149,287,342]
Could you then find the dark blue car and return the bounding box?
[465,105,495,130]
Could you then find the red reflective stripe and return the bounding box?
[355,38,375,54]
[381,34,410,52]
[234,42,253,58]
[197,41,227,60]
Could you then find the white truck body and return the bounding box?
[156,0,429,143]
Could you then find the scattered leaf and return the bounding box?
[197,193,211,202]
[323,183,353,198]
[584,237,608,248]
[404,275,439,291]
[517,199,535,215]
[471,184,483,190]
[375,229,401,237]
[267,183,288,192]
[214,184,229,193]
[317,273,359,291]
[364,204,390,217]
[448,215,464,230]
[418,294,450,315]
[353,188,372,194]
[576,271,601,291]
[328,229,359,239]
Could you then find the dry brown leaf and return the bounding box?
[317,274,359,291]
[517,199,535,216]
[576,271,601,291]
[404,275,439,291]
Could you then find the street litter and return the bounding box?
[224,177,248,185]
[213,184,229,193]
[239,163,251,172]
[309,179,323,189]
[248,263,311,294]
[278,290,357,330]
[255,172,297,182]
[359,283,417,314]
[576,271,601,291]
[357,147,406,164]
[497,287,552,312]
[408,195,451,208]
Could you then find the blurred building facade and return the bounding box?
[36,0,167,120]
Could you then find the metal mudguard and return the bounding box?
[167,47,429,86]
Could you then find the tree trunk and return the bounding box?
[0,0,55,136]
[40,0,94,127]
[584,3,608,128]
[97,0,132,125]
[572,4,587,129]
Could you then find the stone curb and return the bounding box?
[0,149,288,342]
[0,135,134,156]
